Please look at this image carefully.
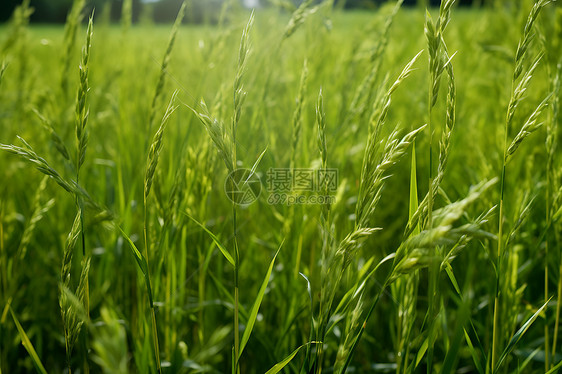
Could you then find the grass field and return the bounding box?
[1,0,562,373]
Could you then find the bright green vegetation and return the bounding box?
[1,0,562,373]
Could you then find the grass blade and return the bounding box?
[546,359,562,374]
[238,241,283,359]
[494,298,551,372]
[409,142,420,236]
[440,299,470,374]
[265,342,319,374]
[464,329,485,374]
[9,307,48,374]
[118,226,154,307]
[183,212,235,267]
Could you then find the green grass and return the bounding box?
[1,0,562,373]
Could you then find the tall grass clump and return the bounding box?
[119,6,185,370]
[302,52,425,373]
[62,13,94,373]
[189,11,269,374]
[491,0,552,371]
[231,12,254,374]
[142,91,178,374]
[422,1,455,369]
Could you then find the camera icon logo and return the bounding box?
[224,168,261,205]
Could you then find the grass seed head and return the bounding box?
[145,91,179,199]
[75,14,94,173]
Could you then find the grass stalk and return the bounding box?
[143,92,178,373]
[224,11,254,373]
[72,13,93,373]
[423,2,455,370]
[548,58,561,367]
[491,1,551,369]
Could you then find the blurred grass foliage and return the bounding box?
[0,0,562,373]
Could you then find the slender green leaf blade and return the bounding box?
[495,298,550,372]
[249,146,268,177]
[415,336,429,368]
[546,359,562,374]
[239,241,283,359]
[440,300,470,374]
[119,227,154,307]
[444,263,461,295]
[463,329,485,374]
[409,142,420,236]
[10,308,48,374]
[265,342,319,374]
[184,213,235,267]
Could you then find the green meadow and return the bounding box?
[1,0,562,373]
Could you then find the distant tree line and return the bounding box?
[0,0,229,23]
[0,0,481,24]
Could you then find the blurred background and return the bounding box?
[0,0,482,24]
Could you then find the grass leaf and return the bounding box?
[494,298,551,372]
[119,226,154,307]
[10,307,48,374]
[238,241,283,359]
[183,212,235,267]
[463,329,485,374]
[265,342,319,374]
